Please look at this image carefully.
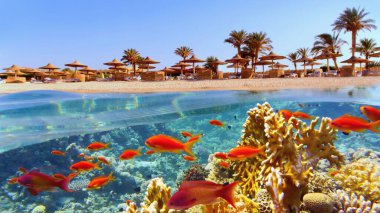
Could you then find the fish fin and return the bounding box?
[52,174,66,180]
[18,167,28,174]
[218,182,239,209]
[95,162,102,170]
[369,120,380,134]
[57,173,77,192]
[184,136,200,157]
[258,145,266,157]
[27,188,41,196]
[108,172,116,181]
[137,147,142,156]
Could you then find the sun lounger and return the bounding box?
[96,78,114,82]
[0,79,5,84]
[43,77,58,83]
[30,78,43,83]
[325,70,338,77]
[63,78,80,82]
[307,70,321,77]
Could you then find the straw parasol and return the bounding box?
[39,63,60,74]
[207,59,227,73]
[370,52,380,58]
[269,62,288,69]
[138,57,159,72]
[104,58,125,73]
[3,64,23,71]
[253,60,273,72]
[160,67,177,78]
[225,54,249,75]
[314,51,342,72]
[184,55,205,76]
[259,52,286,69]
[138,65,156,70]
[5,70,25,77]
[172,62,191,75]
[65,60,87,74]
[79,66,97,75]
[294,56,314,75]
[341,56,370,73]
[302,61,322,70]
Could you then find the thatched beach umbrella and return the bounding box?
[207,59,227,73]
[79,66,97,75]
[39,63,60,74]
[160,67,176,78]
[253,60,273,72]
[294,56,314,75]
[184,55,205,76]
[302,61,322,70]
[314,51,342,72]
[104,58,125,72]
[370,52,380,58]
[172,62,191,75]
[3,64,23,71]
[226,54,249,75]
[138,57,159,72]
[138,65,156,70]
[65,60,87,74]
[269,62,288,69]
[259,52,286,71]
[341,56,370,74]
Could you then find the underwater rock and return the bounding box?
[330,189,380,213]
[303,193,333,213]
[31,205,46,213]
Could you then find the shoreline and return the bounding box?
[1,77,380,94]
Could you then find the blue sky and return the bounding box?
[1,0,379,71]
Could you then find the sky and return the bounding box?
[1,0,380,72]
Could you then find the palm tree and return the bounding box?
[174,46,193,62]
[297,48,312,74]
[332,7,377,70]
[121,48,141,76]
[243,32,273,72]
[205,56,218,74]
[287,52,299,71]
[356,38,380,68]
[312,33,347,71]
[224,30,247,55]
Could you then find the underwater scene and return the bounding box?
[0,87,380,213]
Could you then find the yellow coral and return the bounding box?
[206,155,235,185]
[140,178,171,213]
[231,102,344,212]
[333,158,380,202]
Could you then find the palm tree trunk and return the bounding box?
[365,54,369,69]
[332,57,339,72]
[351,31,357,75]
[133,63,136,76]
[237,46,241,56]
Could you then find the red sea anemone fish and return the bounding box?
[209,119,225,127]
[145,134,201,157]
[70,161,101,173]
[329,114,380,134]
[227,145,266,160]
[360,106,380,122]
[16,168,76,196]
[87,142,110,151]
[87,173,115,190]
[119,148,142,160]
[168,180,239,210]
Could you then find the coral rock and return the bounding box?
[303,193,333,213]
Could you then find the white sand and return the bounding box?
[1,77,380,94]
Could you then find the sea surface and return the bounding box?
[0,86,379,212]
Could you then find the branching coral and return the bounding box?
[333,158,380,203]
[330,189,380,213]
[306,172,338,194]
[140,178,171,213]
[231,102,344,212]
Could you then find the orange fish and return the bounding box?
[119,147,142,160]
[70,161,101,172]
[183,155,197,161]
[97,156,111,166]
[278,110,293,121]
[87,173,115,190]
[87,142,110,151]
[214,152,228,160]
[329,114,380,134]
[219,161,230,169]
[181,131,193,137]
[292,111,313,119]
[168,180,238,210]
[361,106,380,122]
[145,150,156,155]
[209,119,225,127]
[51,150,66,156]
[16,169,76,196]
[145,134,200,157]
[227,145,266,160]
[84,156,94,161]
[187,134,203,143]
[77,153,86,158]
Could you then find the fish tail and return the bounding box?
[108,172,116,181]
[369,120,380,134]
[184,138,200,157]
[218,181,239,209]
[58,173,77,192]
[137,147,143,156]
[258,145,266,157]
[95,161,102,170]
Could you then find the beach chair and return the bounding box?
[325,70,338,77]
[307,70,321,77]
[30,78,43,83]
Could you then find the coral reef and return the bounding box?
[333,158,380,202]
[193,194,259,213]
[31,205,46,213]
[302,193,333,213]
[330,190,380,213]
[231,102,344,212]
[206,155,235,185]
[306,172,338,194]
[182,164,209,182]
[254,189,273,213]
[140,178,171,213]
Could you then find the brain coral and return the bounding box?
[303,193,333,213]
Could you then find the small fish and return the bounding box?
[187,134,203,143]
[329,171,339,176]
[183,155,197,161]
[329,114,380,134]
[227,145,266,161]
[97,156,111,166]
[219,161,230,169]
[361,106,380,121]
[51,150,66,156]
[77,153,86,158]
[168,180,238,210]
[298,103,305,108]
[16,169,76,196]
[214,152,228,160]
[70,161,101,173]
[145,150,156,155]
[145,134,200,157]
[87,173,115,190]
[292,111,313,120]
[278,110,293,121]
[209,119,225,127]
[119,147,142,160]
[87,142,110,151]
[181,131,193,138]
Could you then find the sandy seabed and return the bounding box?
[0,77,380,94]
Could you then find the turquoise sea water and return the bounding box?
[0,87,379,212]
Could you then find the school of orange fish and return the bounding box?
[6,105,380,210]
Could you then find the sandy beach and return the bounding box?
[1,77,380,94]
